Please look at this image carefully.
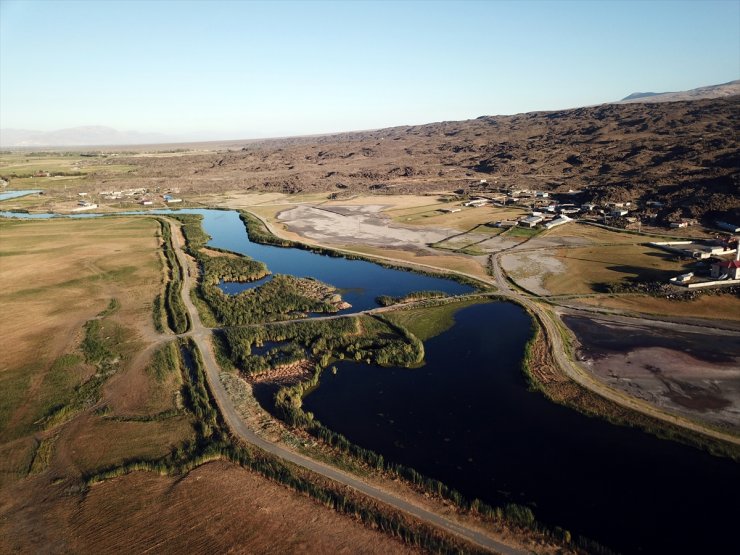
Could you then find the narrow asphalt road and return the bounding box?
[167,219,529,555]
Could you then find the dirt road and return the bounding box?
[488,251,740,447]
[167,220,529,555]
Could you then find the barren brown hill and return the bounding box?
[14,96,739,223]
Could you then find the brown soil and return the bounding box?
[0,460,419,555]
[563,315,740,432]
[24,96,738,225]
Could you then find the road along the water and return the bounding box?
[252,210,739,446]
[167,220,529,555]
[488,251,740,447]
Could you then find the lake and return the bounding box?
[153,208,475,312]
[304,301,740,554]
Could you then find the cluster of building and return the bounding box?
[658,238,740,288]
[100,187,148,200]
[95,187,183,206]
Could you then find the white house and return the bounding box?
[544,216,573,230]
[519,215,543,228]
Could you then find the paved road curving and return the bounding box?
[488,251,740,447]
[167,219,529,555]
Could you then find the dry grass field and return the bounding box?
[537,223,668,245]
[577,294,740,321]
[0,217,164,441]
[503,242,694,296]
[395,205,527,231]
[341,244,489,277]
[0,214,447,553]
[0,460,417,555]
[543,244,694,295]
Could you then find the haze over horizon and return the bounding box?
[1,0,738,143]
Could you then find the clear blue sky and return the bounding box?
[1,0,738,140]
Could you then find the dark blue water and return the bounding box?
[151,209,473,312]
[303,302,740,554]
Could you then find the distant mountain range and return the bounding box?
[1,81,738,148]
[0,126,171,148]
[618,80,740,103]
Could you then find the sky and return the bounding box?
[1,0,738,141]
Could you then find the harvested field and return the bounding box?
[0,461,418,555]
[56,414,194,476]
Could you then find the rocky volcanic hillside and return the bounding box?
[98,96,738,222]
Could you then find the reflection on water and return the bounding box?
[304,301,740,554]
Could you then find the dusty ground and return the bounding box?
[563,314,740,433]
[278,204,451,251]
[0,460,418,555]
[501,251,565,295]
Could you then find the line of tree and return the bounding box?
[157,219,190,334]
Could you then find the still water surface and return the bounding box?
[304,302,740,554]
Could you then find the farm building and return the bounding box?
[669,272,694,284]
[710,257,740,280]
[544,215,572,230]
[72,203,98,212]
[519,215,543,228]
[559,207,580,215]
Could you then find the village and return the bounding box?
[443,180,740,290]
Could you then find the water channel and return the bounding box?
[2,198,738,553]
